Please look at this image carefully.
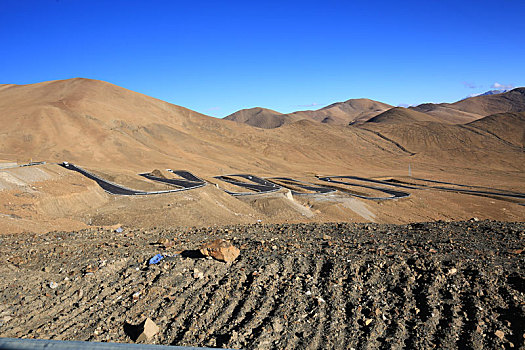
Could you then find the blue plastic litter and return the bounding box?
[148,254,164,265]
[115,227,123,233]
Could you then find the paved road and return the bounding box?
[410,177,525,200]
[317,176,411,200]
[139,172,205,190]
[268,177,336,195]
[167,169,204,183]
[324,175,525,203]
[60,163,203,196]
[214,174,281,196]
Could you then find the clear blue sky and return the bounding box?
[1,0,524,117]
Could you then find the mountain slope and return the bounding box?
[223,107,302,129]
[466,112,525,148]
[411,87,525,123]
[365,107,442,124]
[1,78,523,179]
[289,98,392,125]
[0,78,412,176]
[224,98,392,129]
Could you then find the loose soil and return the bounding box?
[0,220,524,349]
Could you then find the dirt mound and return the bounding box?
[150,169,166,178]
[0,221,523,349]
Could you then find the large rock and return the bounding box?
[200,239,240,263]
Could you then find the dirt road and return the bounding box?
[0,220,523,349]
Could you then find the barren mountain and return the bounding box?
[224,99,392,129]
[467,112,525,148]
[360,111,525,171]
[223,107,301,129]
[0,78,407,176]
[289,98,392,125]
[411,87,525,123]
[365,107,442,124]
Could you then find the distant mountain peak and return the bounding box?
[466,89,508,99]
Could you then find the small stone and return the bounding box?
[193,269,204,279]
[273,321,284,333]
[132,292,140,301]
[199,239,240,263]
[365,318,373,326]
[43,266,51,273]
[158,238,175,248]
[495,330,505,340]
[137,318,159,342]
[85,265,98,274]
[323,235,332,240]
[448,268,458,275]
[125,318,159,342]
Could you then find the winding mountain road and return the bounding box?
[317,176,411,200]
[268,177,336,195]
[60,163,205,195]
[214,174,281,196]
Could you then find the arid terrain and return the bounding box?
[0,79,524,234]
[0,221,523,349]
[0,78,524,348]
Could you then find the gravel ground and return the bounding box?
[0,220,524,349]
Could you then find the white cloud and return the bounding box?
[491,82,514,90]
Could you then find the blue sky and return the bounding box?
[1,0,524,117]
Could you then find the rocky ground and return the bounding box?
[0,220,524,349]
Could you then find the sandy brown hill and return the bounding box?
[411,87,525,123]
[365,107,442,124]
[2,78,524,178]
[0,78,414,177]
[223,107,303,129]
[466,111,525,148]
[224,99,392,129]
[360,119,525,171]
[288,98,392,125]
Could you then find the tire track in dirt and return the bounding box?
[0,221,523,349]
